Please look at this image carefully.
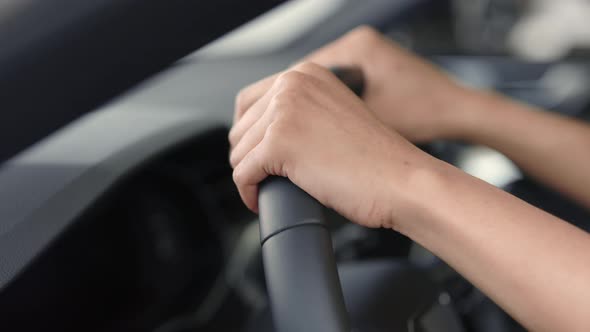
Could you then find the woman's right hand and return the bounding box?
[302,26,473,143]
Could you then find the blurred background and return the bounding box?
[200,0,590,60]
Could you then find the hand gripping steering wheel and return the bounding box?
[258,67,364,332]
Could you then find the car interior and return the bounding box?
[0,1,589,331]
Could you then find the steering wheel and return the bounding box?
[258,67,364,332]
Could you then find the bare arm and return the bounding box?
[411,90,590,330]
[450,91,590,209]
[399,160,590,332]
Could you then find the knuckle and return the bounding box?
[275,70,308,89]
[232,154,254,185]
[268,90,302,120]
[264,122,288,154]
[272,89,299,109]
[262,126,293,177]
[292,61,322,73]
[347,25,381,44]
[264,121,283,142]
[228,128,239,147]
[232,166,243,184]
[268,120,298,149]
[234,88,248,113]
[229,149,239,168]
[292,61,332,80]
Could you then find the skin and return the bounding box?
[228,26,590,331]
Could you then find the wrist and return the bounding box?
[384,152,458,236]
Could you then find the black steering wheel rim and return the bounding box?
[257,67,365,332]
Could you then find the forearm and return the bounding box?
[397,161,590,331]
[450,90,590,208]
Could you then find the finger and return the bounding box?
[229,106,273,168]
[230,65,322,150]
[232,142,272,213]
[231,63,326,148]
[289,62,359,102]
[229,85,274,149]
[234,73,279,124]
